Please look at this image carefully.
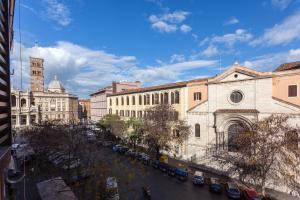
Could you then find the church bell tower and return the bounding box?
[30,57,44,92]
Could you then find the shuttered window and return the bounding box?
[0,0,14,147]
[288,85,297,97]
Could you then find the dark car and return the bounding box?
[209,178,222,193]
[226,182,241,199]
[241,187,261,200]
[192,171,205,185]
[159,162,169,173]
[151,160,160,169]
[167,165,176,177]
[119,146,129,154]
[142,155,151,165]
[175,168,188,181]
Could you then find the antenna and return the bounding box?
[219,54,222,74]
[18,0,23,91]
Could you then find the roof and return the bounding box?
[37,177,77,200]
[48,75,65,92]
[108,80,189,96]
[272,97,300,109]
[90,86,112,96]
[214,109,259,114]
[275,61,300,72]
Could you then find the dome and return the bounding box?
[48,75,65,93]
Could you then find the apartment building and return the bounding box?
[90,81,141,122]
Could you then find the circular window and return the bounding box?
[230,91,243,103]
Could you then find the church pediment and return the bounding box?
[209,64,268,84]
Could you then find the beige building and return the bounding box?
[90,81,141,122]
[107,62,300,161]
[11,57,78,129]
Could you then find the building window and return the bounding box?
[230,91,243,103]
[20,115,27,125]
[194,92,201,101]
[146,94,150,105]
[11,95,16,107]
[21,98,26,107]
[175,91,180,104]
[132,96,135,105]
[160,93,163,104]
[285,131,298,150]
[154,93,159,104]
[131,110,136,117]
[116,110,118,115]
[173,129,179,137]
[125,110,130,117]
[127,96,130,105]
[138,111,143,118]
[288,85,297,97]
[152,94,154,105]
[116,98,119,106]
[109,98,112,106]
[120,110,124,116]
[195,124,200,137]
[12,115,16,125]
[164,93,169,104]
[144,95,147,105]
[139,95,142,105]
[109,108,112,114]
[121,97,124,105]
[31,115,36,123]
[171,92,175,104]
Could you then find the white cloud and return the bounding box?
[11,41,217,97]
[180,24,192,33]
[201,45,219,57]
[149,11,189,24]
[211,29,253,47]
[44,0,72,26]
[148,10,191,34]
[151,21,177,33]
[271,0,292,10]
[170,54,185,63]
[242,48,300,70]
[251,11,300,46]
[223,16,239,26]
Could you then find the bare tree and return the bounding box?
[142,104,190,159]
[216,115,300,195]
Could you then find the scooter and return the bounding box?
[142,186,151,199]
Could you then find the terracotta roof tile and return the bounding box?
[275,61,300,72]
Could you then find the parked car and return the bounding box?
[137,153,147,161]
[106,177,119,200]
[175,168,188,181]
[119,146,129,154]
[167,165,176,177]
[53,155,74,166]
[241,187,261,200]
[142,155,151,165]
[48,152,65,161]
[209,178,222,193]
[226,182,241,199]
[103,141,114,147]
[125,149,134,156]
[159,162,169,173]
[113,144,122,152]
[192,171,205,185]
[62,158,80,170]
[152,160,160,169]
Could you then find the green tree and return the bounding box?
[98,114,125,139]
[124,117,144,150]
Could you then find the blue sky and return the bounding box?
[11,0,300,98]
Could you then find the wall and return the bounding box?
[272,71,300,106]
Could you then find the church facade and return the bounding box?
[11,57,78,129]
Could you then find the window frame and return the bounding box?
[288,84,298,97]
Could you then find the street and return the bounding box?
[96,144,228,200]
